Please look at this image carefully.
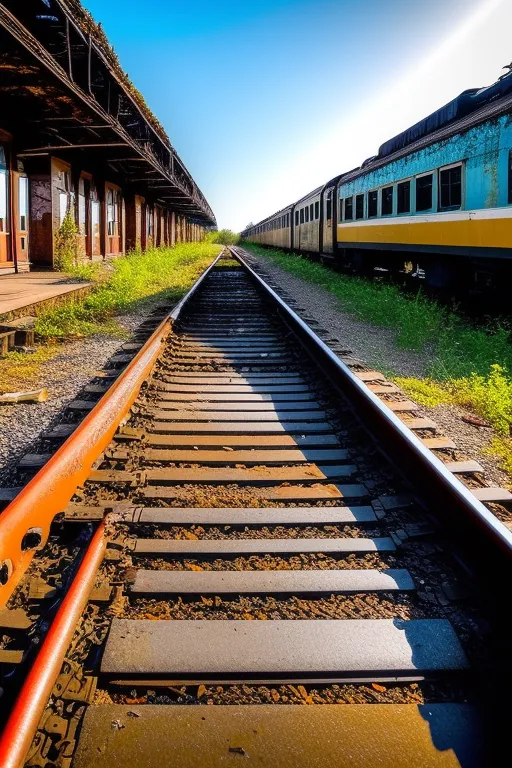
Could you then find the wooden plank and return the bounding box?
[134,505,376,525]
[422,437,457,449]
[444,460,484,474]
[101,619,469,677]
[471,487,512,503]
[150,421,335,435]
[143,448,349,465]
[402,418,438,430]
[381,400,419,412]
[143,484,368,502]
[132,537,396,556]
[148,410,328,422]
[154,384,311,393]
[147,434,341,448]
[131,568,415,595]
[150,401,322,413]
[355,371,386,382]
[73,704,485,768]
[152,392,316,402]
[145,465,357,485]
[159,371,304,379]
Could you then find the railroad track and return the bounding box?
[0,249,511,767]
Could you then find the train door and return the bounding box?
[0,143,12,271]
[323,189,333,254]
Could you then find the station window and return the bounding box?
[368,190,378,218]
[315,201,319,219]
[416,173,433,211]
[0,147,7,234]
[355,194,364,220]
[381,186,393,216]
[300,208,304,224]
[344,197,353,221]
[58,169,72,225]
[439,165,462,211]
[397,180,411,214]
[107,188,120,236]
[78,178,87,236]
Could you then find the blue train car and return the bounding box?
[244,71,512,297]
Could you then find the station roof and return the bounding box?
[0,0,216,226]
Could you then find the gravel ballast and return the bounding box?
[0,310,154,486]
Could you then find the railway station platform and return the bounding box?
[0,272,91,321]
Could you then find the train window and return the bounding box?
[397,181,411,214]
[381,186,393,215]
[315,201,319,219]
[305,206,309,223]
[300,208,304,224]
[439,165,462,210]
[508,151,512,204]
[326,194,332,221]
[344,197,353,221]
[368,190,378,218]
[416,173,433,211]
[310,203,314,220]
[355,194,364,219]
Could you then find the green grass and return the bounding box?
[245,243,512,475]
[34,242,221,339]
[0,346,62,393]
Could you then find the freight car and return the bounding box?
[243,71,512,296]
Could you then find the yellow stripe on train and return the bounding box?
[337,211,512,249]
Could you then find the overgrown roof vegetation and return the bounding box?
[66,0,169,144]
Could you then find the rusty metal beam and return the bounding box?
[19,143,126,154]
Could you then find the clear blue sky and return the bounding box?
[84,0,511,230]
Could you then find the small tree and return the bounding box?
[211,229,240,245]
[54,213,84,272]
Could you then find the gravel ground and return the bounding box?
[243,248,511,491]
[0,309,155,486]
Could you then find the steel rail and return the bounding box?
[0,523,107,768]
[231,247,512,575]
[0,252,222,608]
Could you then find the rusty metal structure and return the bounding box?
[0,0,215,273]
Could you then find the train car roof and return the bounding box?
[295,186,323,205]
[378,71,512,160]
[340,86,512,185]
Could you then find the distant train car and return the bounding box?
[244,71,512,296]
[248,205,293,249]
[293,187,322,252]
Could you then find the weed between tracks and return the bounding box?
[244,244,512,474]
